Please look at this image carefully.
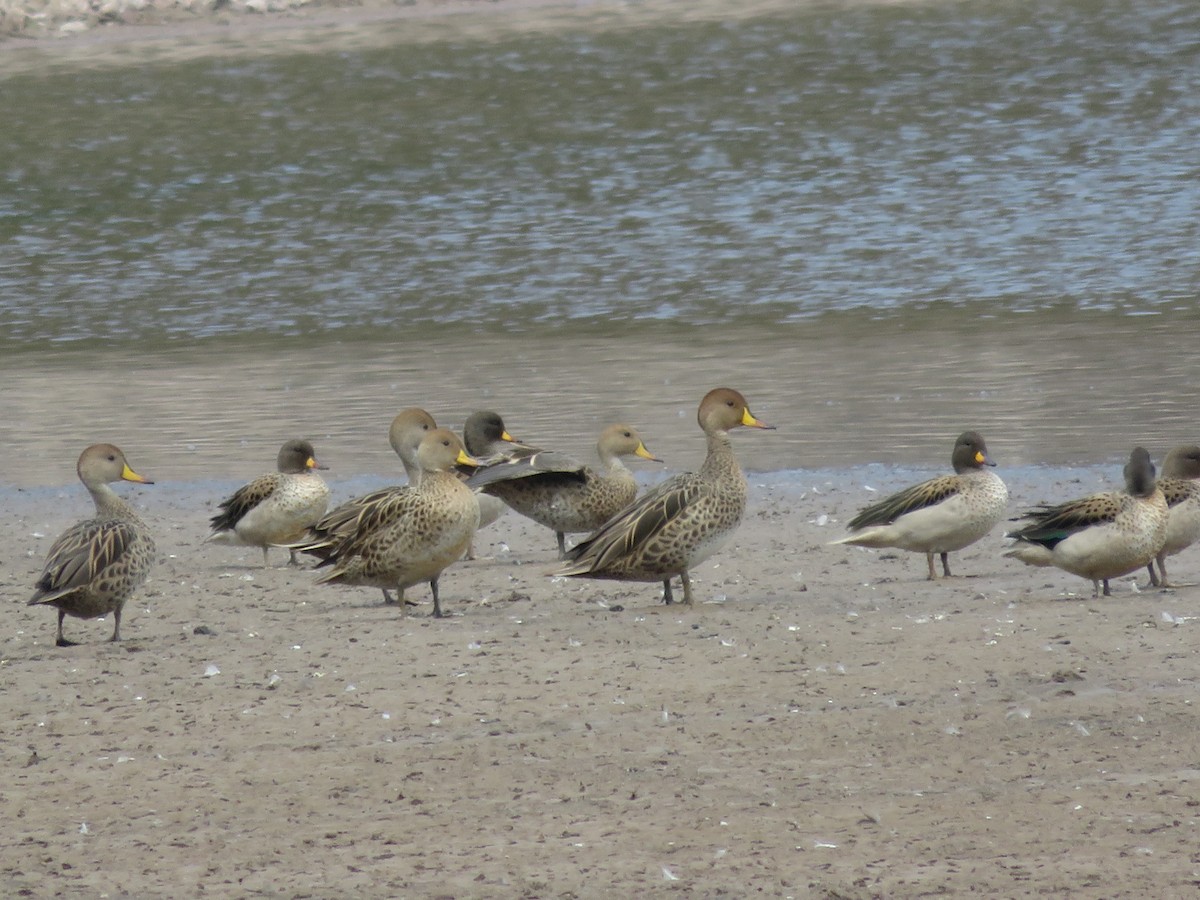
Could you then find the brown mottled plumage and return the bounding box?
[831,431,1009,579]
[1004,447,1168,597]
[554,388,773,606]
[206,439,330,567]
[291,409,436,603]
[297,429,481,617]
[28,444,157,646]
[1147,444,1200,587]
[470,423,661,558]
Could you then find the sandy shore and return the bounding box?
[0,0,655,41]
[4,459,1199,897]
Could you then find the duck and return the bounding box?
[1004,446,1168,597]
[205,439,330,567]
[27,444,157,646]
[470,423,661,558]
[290,408,436,603]
[461,410,525,558]
[388,407,439,483]
[830,431,1008,579]
[554,388,773,606]
[303,429,481,618]
[1146,444,1200,588]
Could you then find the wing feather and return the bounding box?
[563,475,701,572]
[1007,493,1125,549]
[468,449,586,489]
[847,474,962,530]
[289,486,423,561]
[30,519,139,603]
[1159,477,1200,509]
[209,473,282,531]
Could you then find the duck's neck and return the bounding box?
[401,455,422,486]
[89,483,141,521]
[598,449,633,481]
[701,429,741,479]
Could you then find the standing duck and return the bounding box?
[304,429,481,617]
[831,431,1008,579]
[554,388,773,606]
[470,423,661,558]
[1004,446,1168,597]
[1146,444,1200,588]
[290,408,435,603]
[205,439,330,567]
[28,444,157,646]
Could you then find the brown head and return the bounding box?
[1161,445,1200,480]
[416,428,481,475]
[597,423,661,464]
[277,439,326,474]
[950,431,995,474]
[697,388,774,435]
[77,443,153,490]
[388,408,438,472]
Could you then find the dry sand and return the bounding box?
[4,458,1199,898]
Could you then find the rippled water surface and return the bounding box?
[1,0,1197,484]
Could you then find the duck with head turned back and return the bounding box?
[289,408,436,604]
[830,431,1008,580]
[205,439,330,567]
[308,429,481,618]
[554,388,773,607]
[28,444,157,647]
[388,407,439,484]
[1004,446,1168,597]
[471,423,661,558]
[1145,444,1200,588]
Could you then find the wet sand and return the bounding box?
[0,0,791,56]
[4,307,1200,490]
[5,458,1199,897]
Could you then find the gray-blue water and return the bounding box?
[1,0,1197,485]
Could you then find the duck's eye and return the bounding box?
[623,431,631,438]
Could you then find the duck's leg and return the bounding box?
[287,548,301,567]
[661,579,674,605]
[925,552,937,580]
[682,572,695,607]
[430,577,444,618]
[1090,579,1101,597]
[110,605,123,642]
[940,552,952,577]
[1147,559,1161,588]
[1156,555,1172,588]
[262,546,271,567]
[382,589,397,605]
[55,609,78,647]
[556,532,567,560]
